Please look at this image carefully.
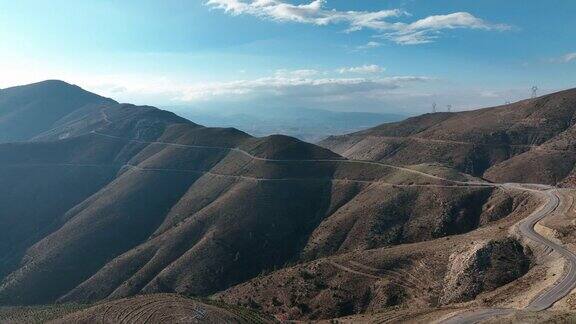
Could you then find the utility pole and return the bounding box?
[446,104,452,113]
[531,86,538,99]
[432,102,437,113]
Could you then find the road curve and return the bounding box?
[441,187,576,323]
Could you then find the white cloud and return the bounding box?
[548,52,576,64]
[384,12,511,45]
[356,41,382,50]
[206,1,511,45]
[176,75,430,102]
[337,64,384,74]
[562,52,576,63]
[205,0,403,26]
[275,69,319,78]
[406,12,508,31]
[384,30,438,45]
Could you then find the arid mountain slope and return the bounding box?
[0,81,530,314]
[0,83,556,321]
[320,88,576,185]
[0,126,517,307]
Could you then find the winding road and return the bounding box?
[9,130,575,323]
[441,187,576,323]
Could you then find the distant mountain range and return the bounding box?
[169,105,405,142]
[0,80,575,322]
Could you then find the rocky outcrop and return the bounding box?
[441,238,531,304]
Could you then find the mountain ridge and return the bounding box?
[320,87,576,185]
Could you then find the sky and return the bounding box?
[0,0,575,115]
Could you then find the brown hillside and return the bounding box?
[0,81,558,322]
[215,200,537,321]
[320,88,576,185]
[0,84,525,309]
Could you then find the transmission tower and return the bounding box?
[432,102,437,113]
[531,86,538,99]
[446,104,452,113]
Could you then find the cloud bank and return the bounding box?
[206,0,511,44]
[176,74,430,102]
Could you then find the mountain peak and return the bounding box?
[2,79,78,92]
[0,80,117,142]
[35,79,75,86]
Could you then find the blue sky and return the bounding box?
[0,0,575,114]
